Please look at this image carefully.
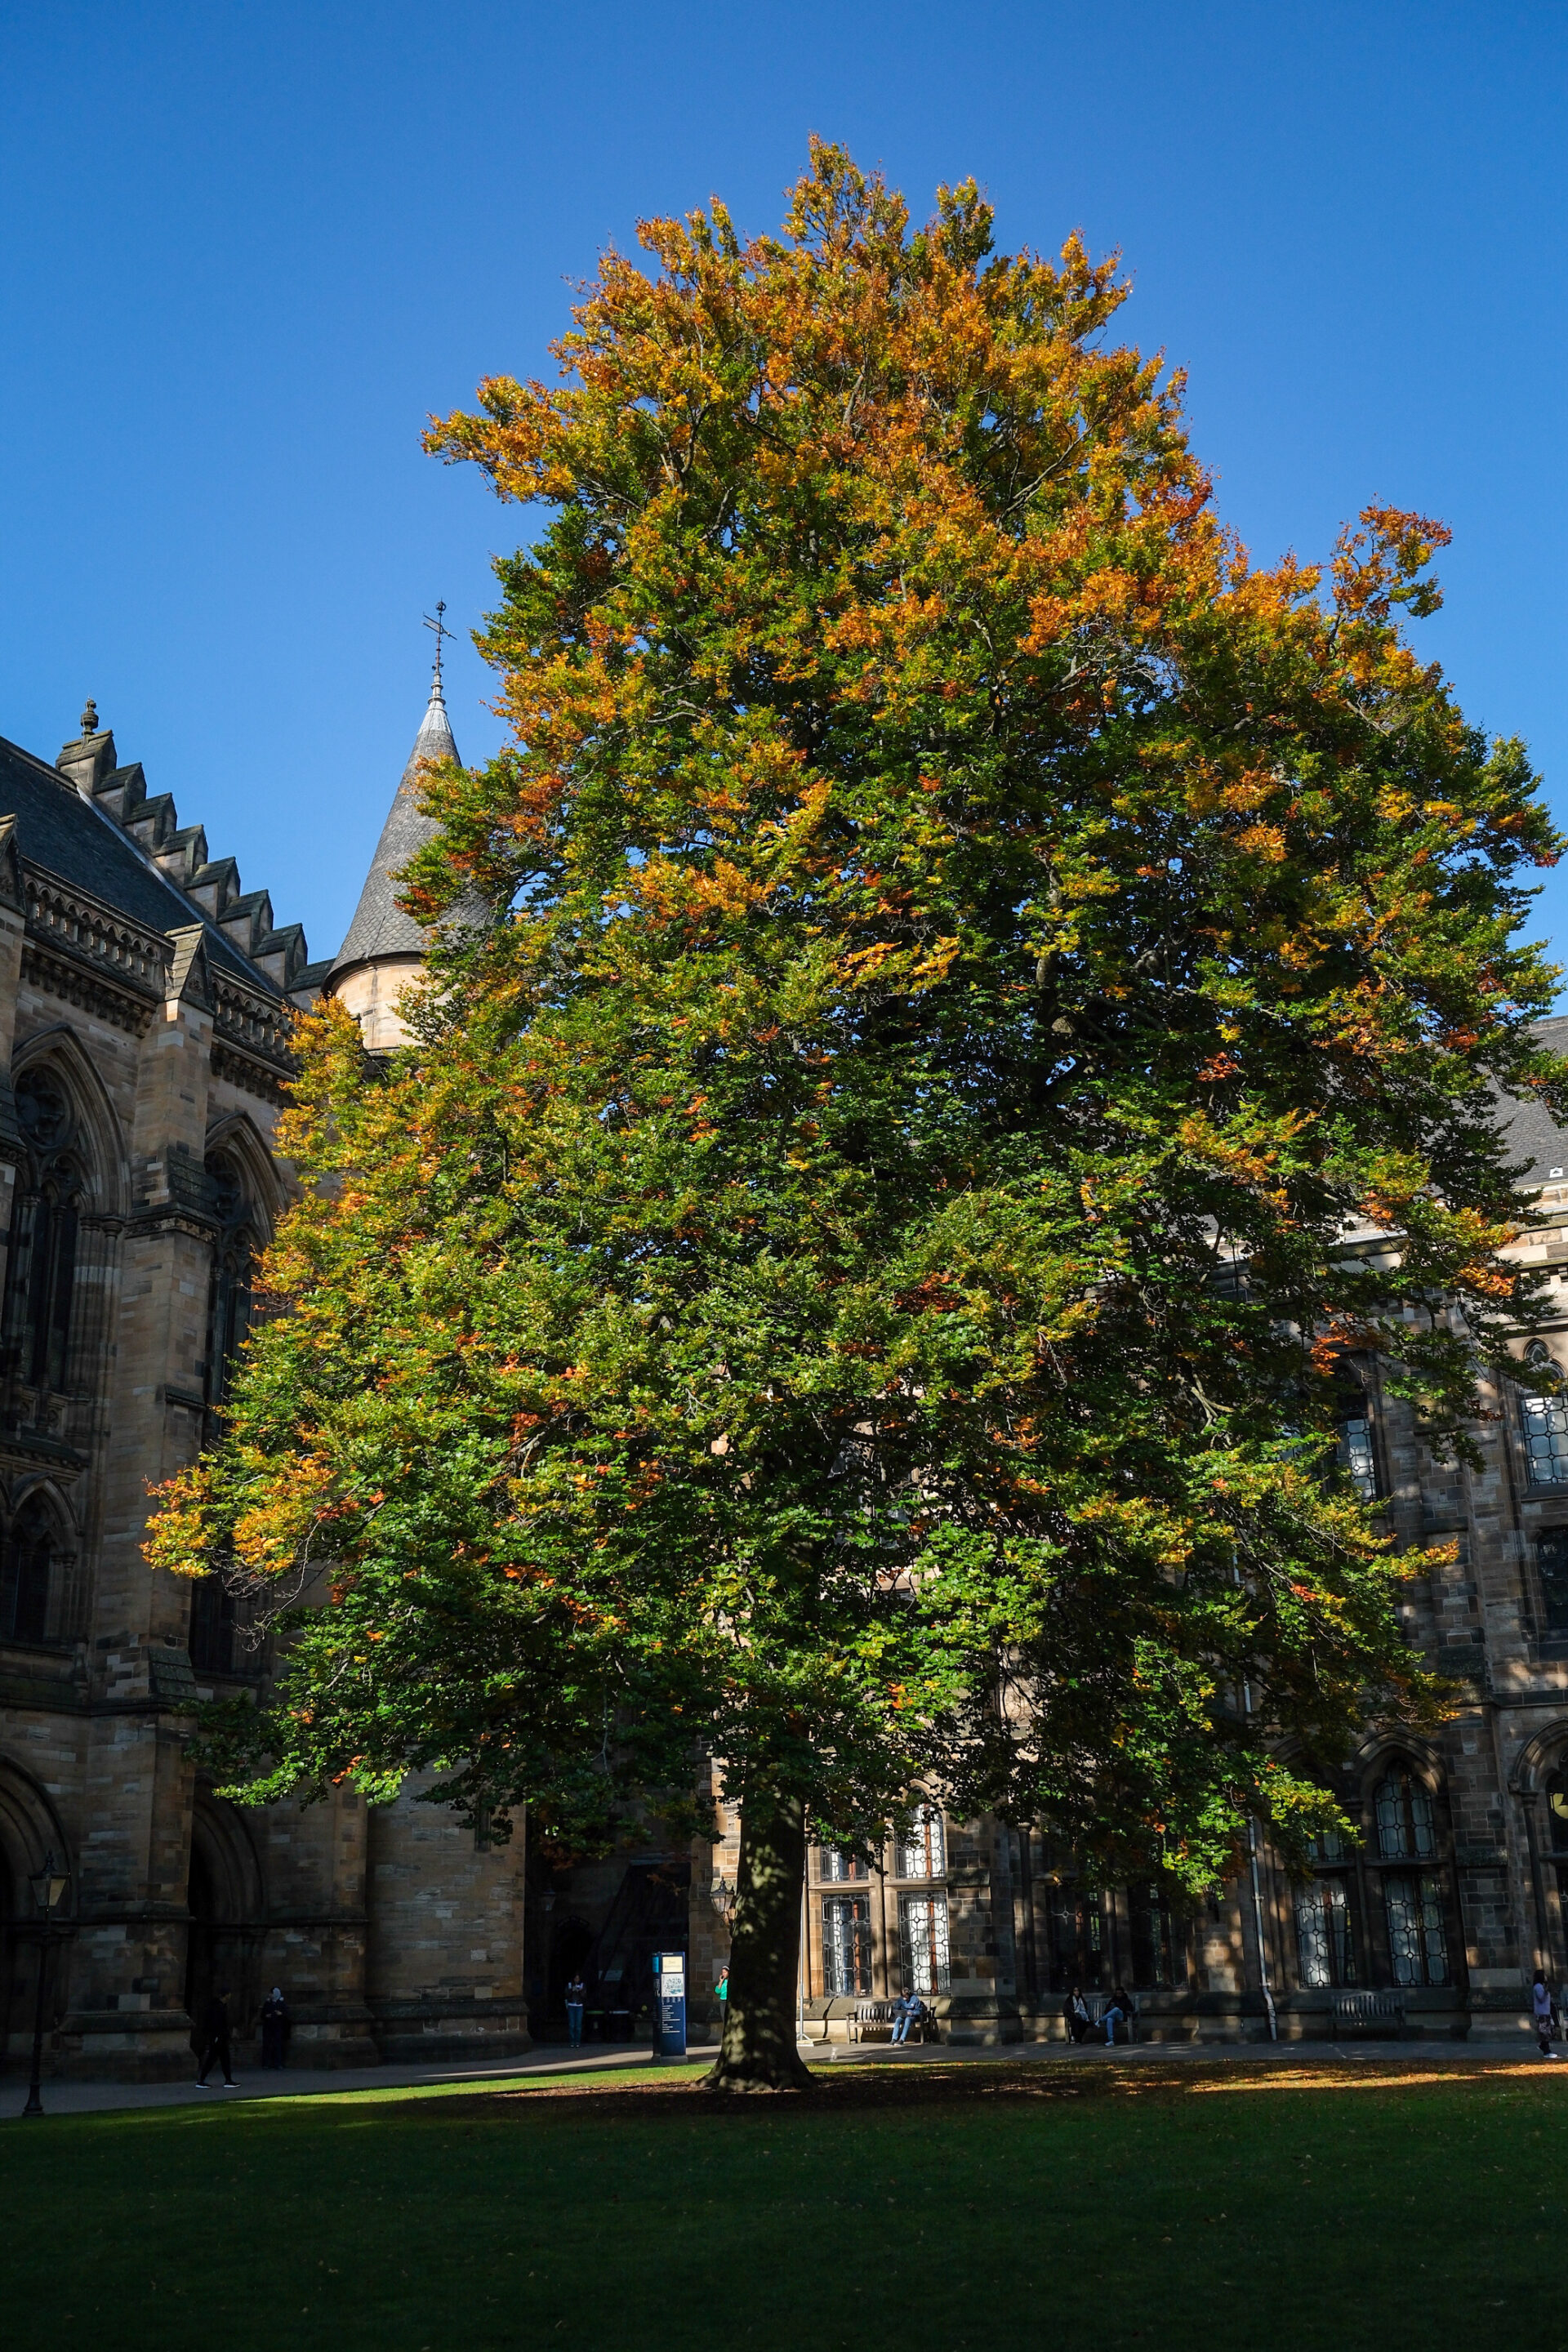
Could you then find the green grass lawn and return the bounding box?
[4,2056,1566,2351]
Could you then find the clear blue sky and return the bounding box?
[2,2,1563,976]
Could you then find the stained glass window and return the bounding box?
[819,1848,868,1882]
[900,1893,951,1994]
[822,1895,871,1995]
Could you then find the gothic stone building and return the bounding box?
[0,684,528,2078]
[7,679,1568,2077]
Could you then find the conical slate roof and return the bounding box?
[330,678,461,979]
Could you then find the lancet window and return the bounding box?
[204,1151,259,1409]
[0,1493,54,1646]
[3,1068,82,1393]
[1373,1765,1449,1988]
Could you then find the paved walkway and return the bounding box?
[5,2029,1551,2118]
[3,2042,663,2118]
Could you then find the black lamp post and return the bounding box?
[21,1849,70,2118]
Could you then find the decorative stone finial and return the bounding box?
[80,699,99,737]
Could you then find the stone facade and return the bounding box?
[0,696,528,2078]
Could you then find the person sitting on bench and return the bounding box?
[890,1987,923,2045]
[1102,1982,1134,2045]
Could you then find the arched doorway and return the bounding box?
[0,1755,75,2064]
[184,1788,264,2047]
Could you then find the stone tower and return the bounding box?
[326,662,460,1049]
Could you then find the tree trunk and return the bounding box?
[706,1785,813,2092]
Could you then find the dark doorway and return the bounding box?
[185,1840,217,2048]
[547,1918,594,2041]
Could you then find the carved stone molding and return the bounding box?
[211,1039,289,1105]
[24,871,166,995]
[20,944,155,1036]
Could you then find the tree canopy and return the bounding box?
[153,143,1564,2086]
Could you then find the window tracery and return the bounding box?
[898,1804,945,1881]
[821,1895,871,1995]
[0,1492,53,1645]
[203,1150,258,1409]
[1521,1343,1568,1486]
[899,1892,950,1994]
[1371,1765,1449,1988]
[3,1067,82,1394]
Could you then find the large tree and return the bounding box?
[154,145,1563,2089]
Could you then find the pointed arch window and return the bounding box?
[1374,1767,1437,1860]
[1544,1768,1568,1942]
[4,1069,82,1392]
[203,1152,258,1409]
[1521,1344,1568,1486]
[1373,1763,1450,1988]
[0,1493,54,1646]
[1547,1768,1568,1857]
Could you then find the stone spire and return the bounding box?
[327,660,461,1049]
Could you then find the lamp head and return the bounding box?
[28,1850,68,1917]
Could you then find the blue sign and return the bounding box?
[653,1949,687,2058]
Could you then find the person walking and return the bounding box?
[565,1971,586,2049]
[715,1964,729,2040]
[1063,1985,1092,2046]
[259,1985,290,2070]
[197,1987,236,2087]
[1530,1969,1558,2057]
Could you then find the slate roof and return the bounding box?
[0,731,278,991]
[1499,1013,1568,1184]
[329,683,461,979]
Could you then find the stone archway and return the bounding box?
[184,1785,265,2048]
[0,1753,74,2065]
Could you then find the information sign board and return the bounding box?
[653,1949,687,2058]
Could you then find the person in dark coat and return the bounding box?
[260,1985,291,2070]
[1063,1984,1092,2045]
[197,1987,236,2087]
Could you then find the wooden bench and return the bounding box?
[1332,1990,1406,2038]
[848,2000,899,2044]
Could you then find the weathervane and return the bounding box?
[423,599,451,698]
